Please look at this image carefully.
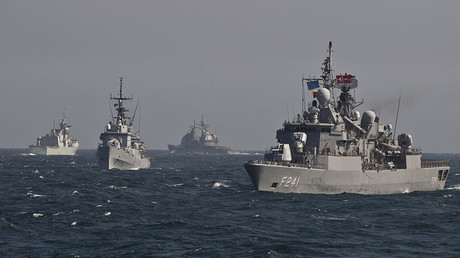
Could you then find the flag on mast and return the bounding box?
[307,80,320,90]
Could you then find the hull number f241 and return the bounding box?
[280,176,300,188]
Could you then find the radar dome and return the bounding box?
[353,111,361,121]
[398,133,413,149]
[316,88,330,106]
[360,111,376,129]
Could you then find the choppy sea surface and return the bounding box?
[0,149,459,257]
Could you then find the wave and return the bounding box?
[446,184,460,190]
[108,185,128,190]
[212,182,229,189]
[166,183,184,187]
[15,153,36,156]
[26,192,46,198]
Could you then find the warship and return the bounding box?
[168,116,230,154]
[29,113,79,155]
[244,42,450,194]
[96,77,150,170]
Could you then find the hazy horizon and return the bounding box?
[1,1,460,153]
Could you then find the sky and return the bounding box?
[1,0,459,152]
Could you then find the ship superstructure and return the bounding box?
[168,116,230,154]
[29,113,79,155]
[244,42,450,194]
[96,77,150,170]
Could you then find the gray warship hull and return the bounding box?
[96,145,150,170]
[29,145,78,156]
[243,42,450,195]
[244,159,449,194]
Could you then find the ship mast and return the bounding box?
[322,41,336,103]
[110,77,133,125]
[200,114,209,134]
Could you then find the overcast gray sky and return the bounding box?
[1,0,459,152]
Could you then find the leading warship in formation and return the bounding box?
[96,78,150,170]
[244,42,450,194]
[168,116,230,154]
[29,113,79,155]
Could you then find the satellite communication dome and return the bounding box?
[360,111,376,129]
[316,88,330,106]
[353,111,361,121]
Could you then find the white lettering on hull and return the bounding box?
[279,176,300,188]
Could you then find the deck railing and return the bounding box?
[421,160,450,168]
[246,160,326,169]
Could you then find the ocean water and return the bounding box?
[0,149,459,257]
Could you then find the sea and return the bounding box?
[0,149,459,257]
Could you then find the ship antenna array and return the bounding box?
[132,98,140,122]
[393,87,403,140]
[135,104,142,136]
[301,75,305,114]
[108,97,114,122]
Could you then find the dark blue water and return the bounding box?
[0,149,459,257]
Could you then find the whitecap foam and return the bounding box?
[166,183,184,187]
[71,190,78,195]
[71,221,77,226]
[104,211,111,216]
[212,182,229,189]
[32,213,43,217]
[17,153,36,156]
[108,185,127,190]
[446,184,460,190]
[26,192,45,198]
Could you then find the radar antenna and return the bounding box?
[393,87,403,140]
[111,77,133,125]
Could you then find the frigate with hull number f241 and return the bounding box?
[244,42,450,194]
[96,78,150,170]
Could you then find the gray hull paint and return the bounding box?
[96,146,150,170]
[244,163,448,194]
[29,146,78,156]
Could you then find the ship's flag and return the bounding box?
[307,80,320,90]
[313,90,318,97]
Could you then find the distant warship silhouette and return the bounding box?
[168,116,230,154]
[29,113,79,155]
